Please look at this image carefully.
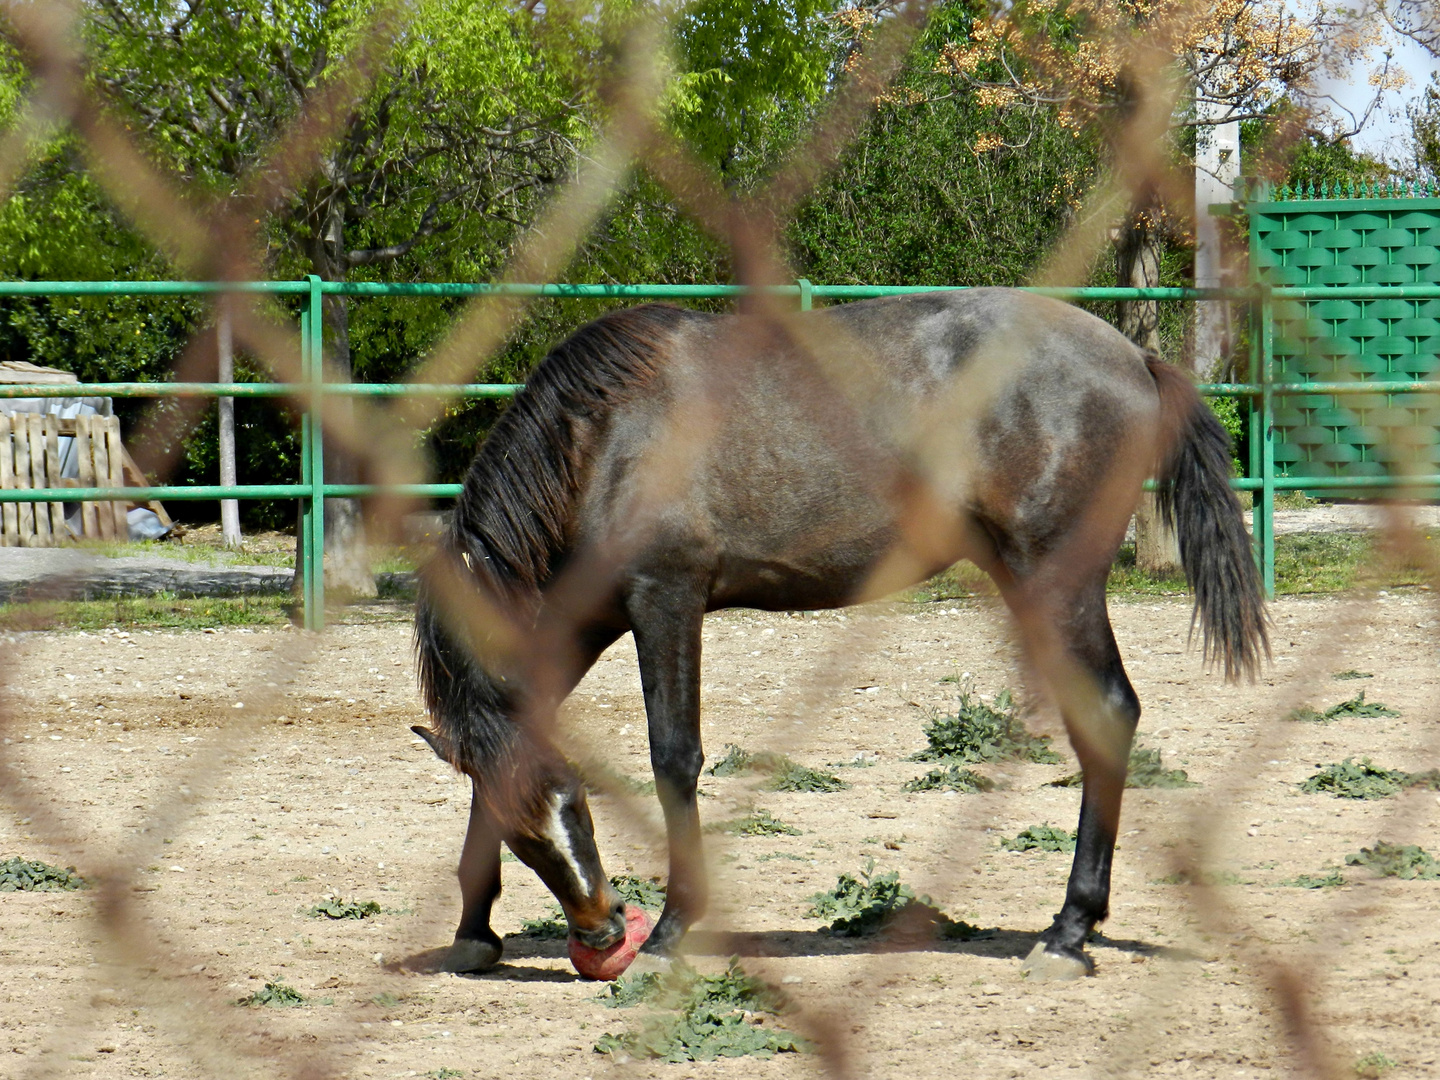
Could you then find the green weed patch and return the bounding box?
[307,898,380,920]
[705,809,801,837]
[1051,744,1196,789]
[594,959,807,1062]
[903,765,996,793]
[1288,691,1399,723]
[515,907,568,939]
[1298,759,1437,799]
[705,745,847,793]
[1332,670,1373,681]
[1345,841,1440,880]
[1353,1052,1398,1079]
[611,875,667,910]
[909,683,1059,765]
[236,980,307,1008]
[805,860,992,940]
[1281,869,1346,889]
[1001,825,1077,853]
[0,857,87,892]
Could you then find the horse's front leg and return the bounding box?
[442,779,505,973]
[626,582,707,958]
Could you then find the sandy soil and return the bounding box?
[2,590,1439,1080]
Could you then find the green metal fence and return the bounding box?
[2,275,1439,627]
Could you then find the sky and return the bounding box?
[1315,19,1438,163]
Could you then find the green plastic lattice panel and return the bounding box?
[1251,191,1440,494]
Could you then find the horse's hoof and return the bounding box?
[442,937,503,973]
[1020,941,1091,982]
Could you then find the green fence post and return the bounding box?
[306,275,326,630]
[1247,294,1264,575]
[1259,287,1276,598]
[797,278,813,311]
[298,300,314,628]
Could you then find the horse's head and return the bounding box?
[412,725,627,951]
[506,773,628,949]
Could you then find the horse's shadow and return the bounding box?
[394,928,1198,980]
[681,927,1197,963]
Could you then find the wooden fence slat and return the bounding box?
[105,416,127,539]
[75,415,97,540]
[0,413,14,546]
[91,415,112,541]
[44,417,64,538]
[28,415,49,546]
[0,417,13,550]
[13,414,32,544]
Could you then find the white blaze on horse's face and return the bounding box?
[542,790,591,894]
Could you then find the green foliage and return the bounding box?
[1332,670,1374,681]
[909,682,1059,765]
[902,765,996,793]
[1051,744,1195,789]
[1288,691,1398,723]
[1412,73,1440,182]
[791,4,1102,290]
[307,898,381,920]
[236,980,307,1008]
[1354,1051,1399,1079]
[1000,825,1077,853]
[515,907,569,940]
[594,958,808,1062]
[1300,759,1414,800]
[1283,134,1394,194]
[1345,842,1440,881]
[804,860,990,940]
[704,745,848,793]
[705,809,801,837]
[610,875,667,911]
[0,857,87,892]
[426,1070,465,1080]
[1124,746,1198,788]
[1281,869,1345,889]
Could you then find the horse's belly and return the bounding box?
[709,527,894,611]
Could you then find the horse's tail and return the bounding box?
[1146,355,1269,681]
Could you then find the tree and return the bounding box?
[1410,72,1440,180]
[83,0,585,592]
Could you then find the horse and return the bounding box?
[409,287,1267,981]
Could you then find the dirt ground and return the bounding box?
[2,588,1439,1080]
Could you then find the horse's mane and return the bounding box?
[449,303,690,594]
[415,303,692,789]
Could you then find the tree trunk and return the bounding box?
[1114,209,1181,574]
[302,203,377,599]
[217,304,242,548]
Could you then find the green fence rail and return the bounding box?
[4,276,1440,627]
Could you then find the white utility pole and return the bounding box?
[1195,98,1241,376]
[217,304,242,548]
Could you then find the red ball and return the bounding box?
[568,905,654,981]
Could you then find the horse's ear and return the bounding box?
[411,725,454,762]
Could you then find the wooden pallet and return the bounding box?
[0,413,129,545]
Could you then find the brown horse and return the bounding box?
[411,288,1266,980]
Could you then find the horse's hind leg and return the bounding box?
[442,780,505,973]
[1012,570,1141,981]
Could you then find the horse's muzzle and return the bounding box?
[571,905,627,950]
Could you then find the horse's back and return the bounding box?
[576,289,1161,607]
